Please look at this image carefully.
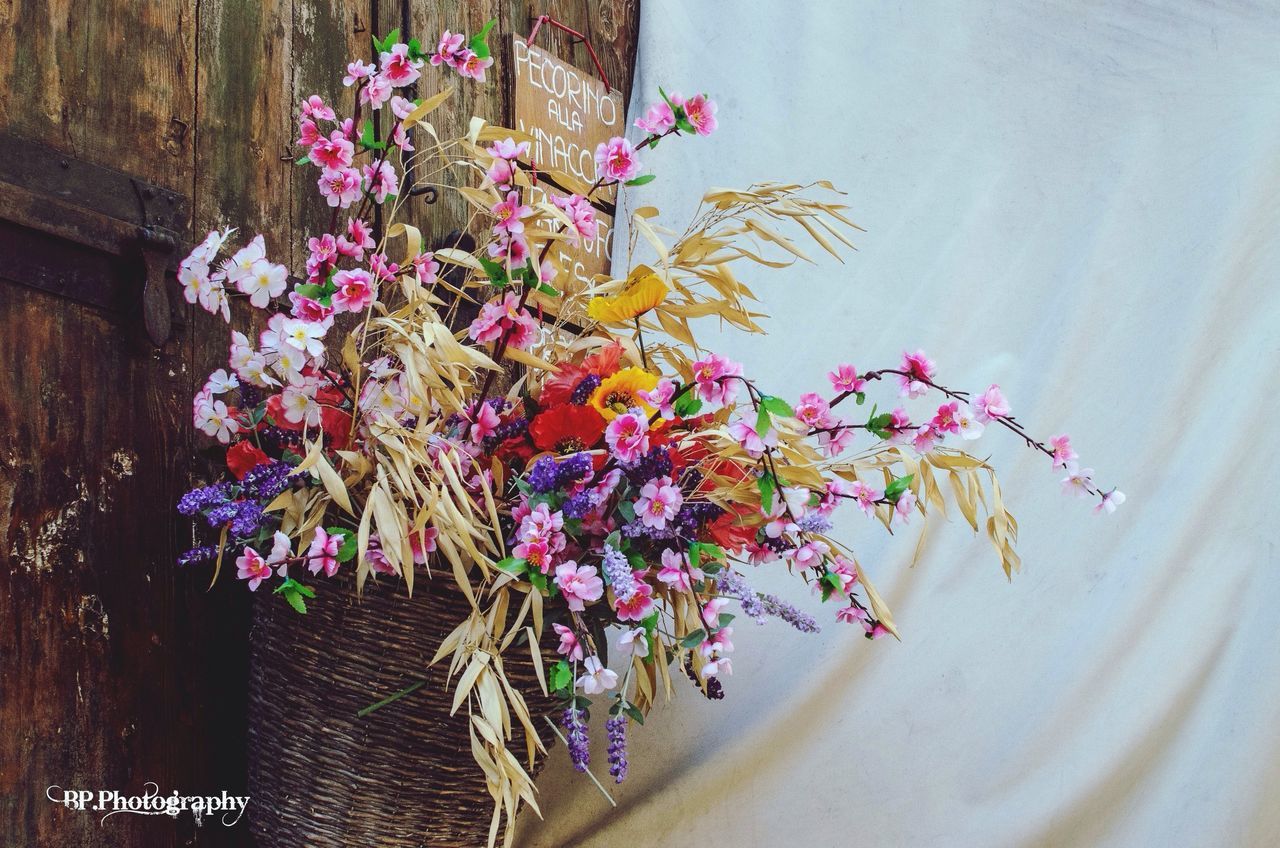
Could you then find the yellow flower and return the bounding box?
[587,270,668,324]
[589,367,659,420]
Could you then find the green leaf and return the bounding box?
[373,28,401,54]
[625,174,656,187]
[550,660,573,693]
[536,281,561,297]
[679,629,707,649]
[359,119,386,151]
[326,527,358,563]
[675,115,697,135]
[672,390,702,417]
[468,18,496,59]
[406,37,425,62]
[274,579,309,614]
[688,541,702,572]
[717,612,735,628]
[617,500,636,523]
[623,704,645,725]
[855,391,866,406]
[760,395,794,417]
[884,474,914,503]
[756,405,773,440]
[294,582,316,599]
[295,155,312,166]
[658,86,675,110]
[757,473,776,512]
[528,570,549,593]
[248,402,268,427]
[866,411,894,440]
[476,255,508,287]
[294,283,325,300]
[496,556,528,576]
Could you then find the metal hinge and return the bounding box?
[0,132,191,347]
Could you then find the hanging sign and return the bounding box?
[512,35,624,299]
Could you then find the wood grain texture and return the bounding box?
[0,2,638,845]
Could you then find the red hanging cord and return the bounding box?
[527,14,613,94]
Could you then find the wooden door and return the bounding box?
[0,2,637,845]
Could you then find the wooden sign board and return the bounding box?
[512,35,625,305]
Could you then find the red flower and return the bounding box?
[539,343,625,406]
[706,504,759,554]
[320,407,352,452]
[530,405,606,454]
[226,441,271,480]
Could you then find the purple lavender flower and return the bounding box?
[526,455,561,493]
[240,460,295,500]
[606,715,629,783]
[601,544,637,601]
[569,373,602,405]
[561,707,590,772]
[796,512,833,534]
[623,445,673,484]
[562,490,597,519]
[716,569,767,623]
[555,452,593,488]
[177,545,221,567]
[176,482,232,516]
[761,594,821,633]
[204,501,241,528]
[229,501,265,538]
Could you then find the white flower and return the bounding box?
[281,384,321,426]
[954,403,985,440]
[237,353,279,388]
[238,258,288,308]
[205,368,239,395]
[1061,462,1094,498]
[1094,489,1126,514]
[179,260,211,305]
[576,655,618,695]
[268,531,292,576]
[223,234,265,285]
[281,318,328,357]
[196,398,239,444]
[188,227,235,265]
[616,627,649,659]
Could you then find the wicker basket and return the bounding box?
[246,572,552,846]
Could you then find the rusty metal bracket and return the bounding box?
[0,132,190,346]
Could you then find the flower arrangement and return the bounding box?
[177,21,1121,845]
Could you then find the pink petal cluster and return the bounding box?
[898,349,936,398]
[551,193,598,246]
[691,353,743,408]
[594,136,641,182]
[635,475,683,530]
[554,561,604,612]
[605,410,651,464]
[468,292,540,350]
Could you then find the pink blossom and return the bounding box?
[300,94,335,122]
[295,118,321,148]
[683,94,718,136]
[898,349,936,398]
[454,49,493,82]
[657,548,703,591]
[745,542,779,565]
[309,130,354,169]
[701,657,733,679]
[888,407,914,444]
[343,59,375,87]
[379,43,422,87]
[613,579,654,621]
[604,410,650,464]
[430,30,465,67]
[699,626,734,658]
[1094,489,1126,515]
[634,101,675,134]
[390,122,413,152]
[847,481,883,517]
[513,537,554,574]
[911,423,938,454]
[817,425,854,457]
[489,137,530,160]
[412,251,440,285]
[551,193,598,245]
[553,623,584,661]
[486,157,515,186]
[318,166,362,208]
[1061,462,1094,498]
[835,605,867,625]
[554,561,604,612]
[931,401,961,436]
[865,622,891,640]
[368,253,399,284]
[331,268,376,313]
[973,384,1010,423]
[893,489,917,526]
[701,597,730,629]
[795,392,835,428]
[362,159,399,203]
[635,475,683,530]
[828,363,866,394]
[691,353,743,408]
[790,540,830,569]
[491,191,532,236]
[236,546,273,591]
[763,497,798,539]
[488,233,530,270]
[342,217,375,260]
[576,655,617,694]
[728,419,777,458]
[637,378,677,419]
[468,401,500,443]
[307,527,342,577]
[594,136,640,182]
[360,73,393,110]
[517,503,565,547]
[816,479,849,516]
[617,627,649,658]
[826,557,858,598]
[267,531,292,576]
[390,94,414,117]
[288,291,334,322]
[1049,434,1077,469]
[409,526,438,563]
